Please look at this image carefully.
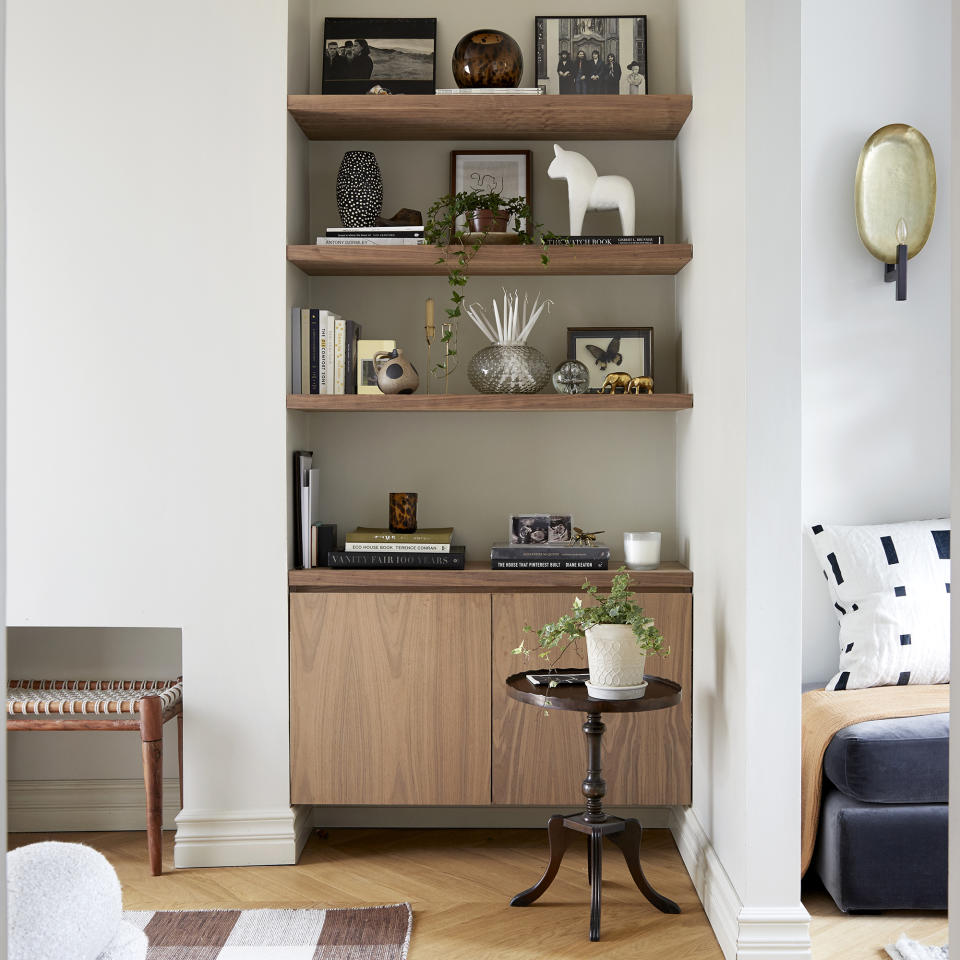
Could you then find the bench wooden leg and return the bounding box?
[177,711,183,810]
[140,696,163,876]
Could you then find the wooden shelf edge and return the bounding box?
[288,94,693,141]
[289,560,693,593]
[287,393,693,412]
[287,243,692,277]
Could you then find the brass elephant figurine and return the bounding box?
[626,376,654,395]
[599,372,632,394]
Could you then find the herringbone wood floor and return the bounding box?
[10,828,721,959]
[8,830,948,958]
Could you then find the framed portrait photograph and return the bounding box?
[567,326,653,392]
[321,18,437,95]
[535,16,648,95]
[450,150,532,234]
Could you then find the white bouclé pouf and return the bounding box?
[8,842,147,960]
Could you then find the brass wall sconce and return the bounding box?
[854,123,936,302]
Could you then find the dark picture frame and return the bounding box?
[450,150,533,234]
[567,326,653,393]
[321,18,437,95]
[535,16,648,95]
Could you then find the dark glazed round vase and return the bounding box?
[336,150,383,228]
[452,30,523,88]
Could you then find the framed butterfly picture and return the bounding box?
[566,326,653,392]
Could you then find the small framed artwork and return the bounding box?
[357,339,396,395]
[450,150,532,234]
[321,18,437,95]
[510,514,574,544]
[567,326,653,392]
[534,16,648,95]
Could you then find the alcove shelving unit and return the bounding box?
[286,91,696,812]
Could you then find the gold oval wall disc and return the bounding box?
[855,123,936,262]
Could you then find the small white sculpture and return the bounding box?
[547,144,636,236]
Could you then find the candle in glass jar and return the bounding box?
[623,531,661,570]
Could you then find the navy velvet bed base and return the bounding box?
[813,714,948,912]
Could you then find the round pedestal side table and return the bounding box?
[505,668,683,942]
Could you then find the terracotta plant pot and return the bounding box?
[467,208,510,233]
[584,624,648,700]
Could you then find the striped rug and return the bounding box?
[124,903,412,959]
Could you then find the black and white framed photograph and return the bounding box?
[535,16,647,95]
[567,326,653,392]
[510,514,550,545]
[321,18,437,95]
[450,150,532,233]
[549,515,573,543]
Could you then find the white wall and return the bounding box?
[800,0,952,683]
[675,0,808,956]
[6,0,295,864]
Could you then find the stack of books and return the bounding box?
[315,226,425,246]
[328,527,465,569]
[490,541,610,570]
[290,308,360,394]
[545,235,665,246]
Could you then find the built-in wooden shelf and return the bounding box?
[289,560,692,593]
[287,243,692,277]
[288,94,692,141]
[287,393,692,412]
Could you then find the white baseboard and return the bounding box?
[310,805,674,829]
[8,778,181,832]
[174,806,305,867]
[669,807,811,960]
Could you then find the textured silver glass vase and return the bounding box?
[467,345,550,394]
[336,150,383,227]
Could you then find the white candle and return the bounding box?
[624,532,661,570]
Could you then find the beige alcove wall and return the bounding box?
[294,1,684,560]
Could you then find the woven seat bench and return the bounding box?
[7,679,183,875]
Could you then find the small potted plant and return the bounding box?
[424,189,550,374]
[513,569,668,700]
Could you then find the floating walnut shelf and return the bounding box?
[287,394,693,412]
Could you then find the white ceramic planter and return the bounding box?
[585,624,648,700]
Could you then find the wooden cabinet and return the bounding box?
[491,593,691,807]
[290,592,491,805]
[290,579,692,807]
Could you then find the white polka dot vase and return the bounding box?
[584,624,648,700]
[336,150,383,227]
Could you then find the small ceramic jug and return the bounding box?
[373,349,420,394]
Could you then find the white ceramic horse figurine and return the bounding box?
[547,144,636,236]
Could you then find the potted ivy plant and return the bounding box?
[424,189,550,373]
[513,569,668,700]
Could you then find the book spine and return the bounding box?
[309,309,320,394]
[349,530,453,543]
[290,307,302,394]
[328,551,465,569]
[327,226,426,233]
[325,231,425,239]
[491,559,609,570]
[318,317,329,394]
[545,236,664,245]
[344,320,359,394]
[300,308,310,397]
[535,17,545,82]
[345,542,451,554]
[334,317,346,394]
[490,548,611,561]
[315,238,423,245]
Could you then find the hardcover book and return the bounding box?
[290,307,302,394]
[491,558,608,570]
[328,545,466,569]
[314,238,424,245]
[545,235,664,245]
[490,541,611,560]
[344,320,361,394]
[345,542,451,553]
[348,527,454,544]
[334,317,346,394]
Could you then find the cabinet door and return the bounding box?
[291,592,491,805]
[492,593,691,806]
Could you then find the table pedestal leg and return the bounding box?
[510,814,571,906]
[589,829,603,941]
[609,818,681,914]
